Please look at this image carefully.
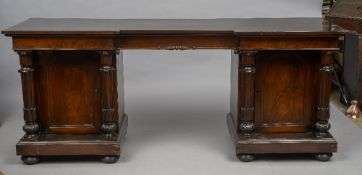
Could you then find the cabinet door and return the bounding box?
[254,51,319,133]
[34,51,102,134]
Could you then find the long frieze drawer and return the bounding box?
[239,36,341,50]
[117,36,238,49]
[12,37,116,50]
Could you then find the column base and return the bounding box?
[226,113,337,161]
[17,114,128,164]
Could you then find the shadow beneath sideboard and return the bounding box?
[121,107,237,162]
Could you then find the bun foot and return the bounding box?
[315,153,332,161]
[100,155,120,163]
[237,154,255,162]
[21,156,39,165]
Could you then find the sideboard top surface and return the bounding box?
[2,18,341,36]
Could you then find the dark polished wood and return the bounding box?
[2,18,343,163]
[17,114,127,156]
[238,51,257,136]
[17,51,39,139]
[2,18,338,36]
[228,114,337,153]
[229,50,339,162]
[254,51,319,133]
[316,51,335,135]
[99,50,118,137]
[34,51,102,134]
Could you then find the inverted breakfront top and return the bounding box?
[2,18,339,36]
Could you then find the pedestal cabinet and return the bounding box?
[228,50,337,161]
[2,18,343,164]
[14,50,127,164]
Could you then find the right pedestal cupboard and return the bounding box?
[228,49,338,162]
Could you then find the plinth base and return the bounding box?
[17,114,128,164]
[226,114,337,161]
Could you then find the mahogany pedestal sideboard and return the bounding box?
[2,18,343,164]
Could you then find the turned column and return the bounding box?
[17,51,39,139]
[238,51,257,136]
[99,50,117,137]
[316,51,335,136]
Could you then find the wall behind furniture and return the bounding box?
[0,0,321,124]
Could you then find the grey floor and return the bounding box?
[0,51,362,175]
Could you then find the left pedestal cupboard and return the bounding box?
[12,49,127,164]
[2,18,343,164]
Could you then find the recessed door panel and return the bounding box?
[34,51,101,134]
[254,51,319,133]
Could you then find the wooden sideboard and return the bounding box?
[2,18,343,164]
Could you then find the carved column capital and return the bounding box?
[240,51,258,56]
[16,50,32,56]
[239,51,257,70]
[234,49,258,56]
[97,49,120,56]
[321,50,336,57]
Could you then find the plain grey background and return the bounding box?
[1,0,362,174]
